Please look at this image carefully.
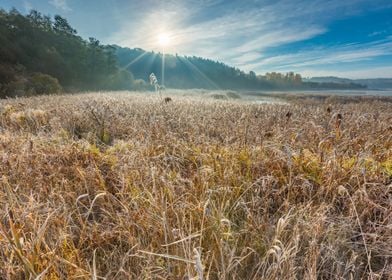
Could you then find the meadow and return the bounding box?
[0,91,391,279]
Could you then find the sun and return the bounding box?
[158,33,171,47]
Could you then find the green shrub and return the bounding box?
[106,70,134,90]
[132,79,148,90]
[106,70,148,91]
[1,77,28,98]
[28,73,62,95]
[210,93,228,100]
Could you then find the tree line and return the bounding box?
[115,46,366,90]
[0,8,366,98]
[0,8,145,98]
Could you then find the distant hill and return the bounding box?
[355,79,392,90]
[114,46,367,91]
[113,46,273,90]
[306,77,392,90]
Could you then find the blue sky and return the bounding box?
[2,0,392,78]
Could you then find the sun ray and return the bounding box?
[120,51,149,70]
[177,56,221,90]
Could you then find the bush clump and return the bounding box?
[1,71,62,98]
[28,73,62,95]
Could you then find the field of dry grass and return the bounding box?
[0,91,391,279]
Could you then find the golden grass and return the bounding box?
[0,91,391,279]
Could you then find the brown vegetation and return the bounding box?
[164,97,173,104]
[0,92,391,279]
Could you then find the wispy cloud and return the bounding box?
[106,0,392,78]
[23,1,32,12]
[244,39,392,71]
[49,0,71,12]
[109,0,331,57]
[232,26,326,54]
[230,52,263,65]
[368,30,387,37]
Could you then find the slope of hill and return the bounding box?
[307,77,392,89]
[114,46,273,90]
[0,8,144,98]
[356,78,392,89]
[114,46,367,91]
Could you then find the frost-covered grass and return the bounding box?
[0,91,391,279]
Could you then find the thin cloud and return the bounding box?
[245,39,392,71]
[108,0,374,56]
[23,1,33,12]
[230,52,263,65]
[105,0,392,78]
[49,0,71,12]
[232,26,326,54]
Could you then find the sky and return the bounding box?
[2,0,392,78]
